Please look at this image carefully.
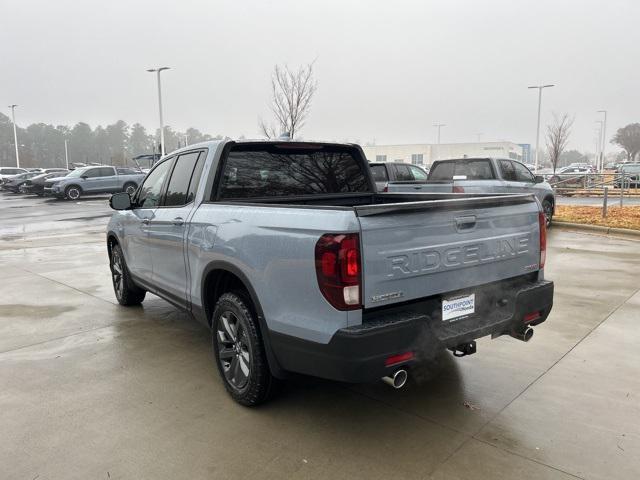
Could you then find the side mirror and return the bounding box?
[81,175,88,179]
[534,175,544,183]
[110,192,132,210]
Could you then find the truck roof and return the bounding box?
[163,139,361,159]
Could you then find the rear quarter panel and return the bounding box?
[187,204,362,344]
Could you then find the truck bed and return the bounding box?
[219,191,533,210]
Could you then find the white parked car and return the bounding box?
[0,167,28,180]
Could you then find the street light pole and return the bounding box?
[433,123,446,144]
[64,139,69,169]
[597,110,607,171]
[528,84,555,172]
[147,67,170,156]
[8,104,20,168]
[595,120,604,170]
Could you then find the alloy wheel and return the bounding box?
[216,311,251,390]
[111,250,124,298]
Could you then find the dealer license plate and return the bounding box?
[442,293,475,322]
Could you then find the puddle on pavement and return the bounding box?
[0,304,76,318]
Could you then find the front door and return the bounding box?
[123,158,174,283]
[147,150,206,305]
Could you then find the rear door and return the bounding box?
[147,150,206,304]
[98,167,118,192]
[356,197,541,309]
[497,159,520,193]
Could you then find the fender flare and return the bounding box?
[201,260,286,378]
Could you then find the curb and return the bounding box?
[553,221,640,239]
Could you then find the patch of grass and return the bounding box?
[555,205,640,231]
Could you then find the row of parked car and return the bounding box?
[369,158,556,226]
[0,165,146,200]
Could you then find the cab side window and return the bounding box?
[512,161,535,182]
[499,160,517,181]
[409,165,428,180]
[84,168,102,178]
[136,159,172,208]
[163,151,204,207]
[99,167,115,177]
[393,164,414,181]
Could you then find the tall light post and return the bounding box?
[595,120,604,169]
[147,67,170,156]
[597,110,607,171]
[432,123,446,162]
[528,84,555,172]
[8,104,20,168]
[64,139,69,169]
[433,123,446,144]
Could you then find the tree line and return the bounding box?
[0,112,222,168]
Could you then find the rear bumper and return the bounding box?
[270,277,554,383]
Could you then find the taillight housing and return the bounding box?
[452,185,465,193]
[538,211,547,269]
[315,233,361,310]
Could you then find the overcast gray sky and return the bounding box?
[2,0,638,151]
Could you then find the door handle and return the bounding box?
[141,218,150,226]
[172,217,184,226]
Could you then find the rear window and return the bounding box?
[429,159,494,180]
[216,144,370,200]
[370,164,388,182]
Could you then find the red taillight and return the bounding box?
[452,185,465,193]
[538,211,547,269]
[524,311,541,323]
[315,233,361,310]
[385,351,414,367]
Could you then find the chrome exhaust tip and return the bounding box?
[382,369,408,389]
[510,326,534,342]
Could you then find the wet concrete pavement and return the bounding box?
[1,192,639,479]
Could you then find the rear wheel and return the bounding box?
[542,199,553,228]
[65,185,82,200]
[212,292,278,406]
[110,243,146,305]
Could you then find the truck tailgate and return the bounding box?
[355,196,541,309]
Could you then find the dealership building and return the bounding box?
[362,141,527,167]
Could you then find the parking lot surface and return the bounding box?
[1,193,639,480]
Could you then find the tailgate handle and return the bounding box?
[455,215,476,231]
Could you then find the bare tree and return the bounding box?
[611,123,640,162]
[546,113,574,173]
[259,62,317,139]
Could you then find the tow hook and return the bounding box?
[449,341,476,357]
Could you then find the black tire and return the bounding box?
[542,199,553,228]
[212,292,279,406]
[123,182,138,196]
[110,243,146,306]
[65,185,82,200]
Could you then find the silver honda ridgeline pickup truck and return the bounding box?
[107,140,554,405]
